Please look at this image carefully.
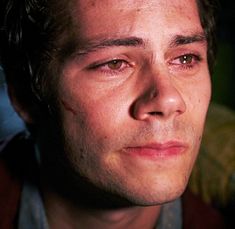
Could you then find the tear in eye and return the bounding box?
[170,53,202,67]
[169,53,202,73]
[86,58,134,77]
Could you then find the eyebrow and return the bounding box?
[76,37,144,55]
[169,32,207,48]
[75,32,206,56]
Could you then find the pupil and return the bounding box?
[108,60,122,69]
[181,55,192,64]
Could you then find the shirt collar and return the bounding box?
[18,179,182,229]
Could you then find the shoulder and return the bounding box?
[0,132,36,229]
[181,188,227,229]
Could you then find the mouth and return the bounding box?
[123,141,188,159]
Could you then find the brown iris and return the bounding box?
[179,55,193,64]
[107,60,123,70]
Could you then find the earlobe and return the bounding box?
[7,85,35,124]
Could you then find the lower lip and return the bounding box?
[123,145,186,159]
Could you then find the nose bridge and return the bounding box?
[132,67,186,120]
[154,73,180,103]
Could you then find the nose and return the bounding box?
[132,70,186,121]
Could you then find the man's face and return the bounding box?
[52,0,211,205]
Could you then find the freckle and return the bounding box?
[199,135,202,141]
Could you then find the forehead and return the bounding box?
[76,0,192,10]
[68,0,202,43]
[75,0,197,13]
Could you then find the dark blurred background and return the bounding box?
[0,0,235,139]
[213,0,235,110]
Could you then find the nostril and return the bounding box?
[148,111,163,116]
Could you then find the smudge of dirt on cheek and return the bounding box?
[61,99,77,115]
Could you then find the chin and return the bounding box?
[130,187,186,206]
[106,174,189,207]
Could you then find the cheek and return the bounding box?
[56,97,127,181]
[195,80,211,122]
[185,75,211,121]
[178,75,211,151]
[58,91,125,151]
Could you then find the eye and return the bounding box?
[170,53,202,69]
[179,55,194,64]
[106,60,124,70]
[87,59,133,76]
[168,53,204,76]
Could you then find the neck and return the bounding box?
[42,187,161,229]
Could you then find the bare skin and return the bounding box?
[35,0,211,228]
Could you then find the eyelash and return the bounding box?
[87,59,131,75]
[169,53,202,70]
[86,53,202,76]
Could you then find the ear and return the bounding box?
[7,84,35,124]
